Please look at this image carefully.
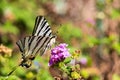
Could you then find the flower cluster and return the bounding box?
[49,43,71,66]
[49,43,82,79]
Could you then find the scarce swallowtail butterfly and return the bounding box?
[8,16,56,76]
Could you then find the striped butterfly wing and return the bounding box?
[27,36,54,56]
[16,36,31,59]
[16,36,55,59]
[32,16,56,53]
[32,16,52,37]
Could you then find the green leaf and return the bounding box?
[110,9,120,19]
[64,57,71,64]
[80,69,89,79]
[1,21,19,34]
[112,42,120,55]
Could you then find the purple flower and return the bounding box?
[79,57,87,65]
[86,18,95,25]
[49,43,71,66]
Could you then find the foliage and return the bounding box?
[0,0,36,35]
[0,50,53,80]
[58,23,82,44]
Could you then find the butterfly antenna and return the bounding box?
[7,63,21,76]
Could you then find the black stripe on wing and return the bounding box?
[16,37,31,59]
[16,40,24,53]
[24,36,55,57]
[32,16,52,37]
[38,36,56,56]
[17,36,55,59]
[29,36,53,56]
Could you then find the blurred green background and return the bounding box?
[0,0,120,80]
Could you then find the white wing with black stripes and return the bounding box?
[32,16,52,37]
[16,36,55,59]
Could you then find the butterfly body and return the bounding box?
[20,58,32,68]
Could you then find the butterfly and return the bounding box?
[8,16,56,76]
